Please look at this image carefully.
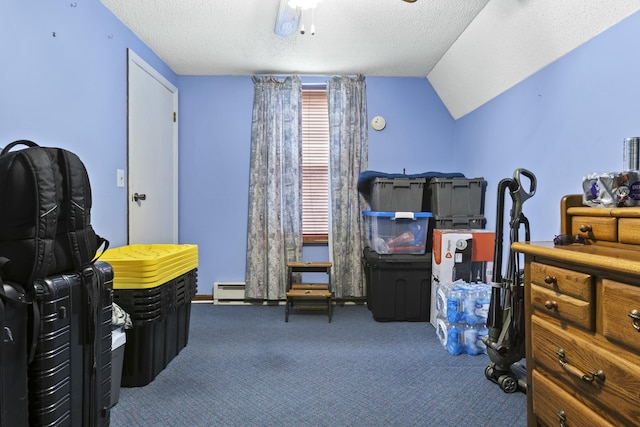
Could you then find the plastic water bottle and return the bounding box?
[463,325,479,355]
[462,290,479,324]
[446,288,463,323]
[445,324,462,356]
[475,287,491,324]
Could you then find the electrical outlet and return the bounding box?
[117,169,125,188]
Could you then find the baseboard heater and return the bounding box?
[213,282,246,304]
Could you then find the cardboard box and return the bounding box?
[430,229,495,325]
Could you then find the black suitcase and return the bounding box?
[28,261,113,427]
[0,282,30,427]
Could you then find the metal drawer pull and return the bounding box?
[544,300,558,310]
[544,275,557,285]
[557,410,567,427]
[628,309,640,331]
[556,349,605,383]
[579,224,592,233]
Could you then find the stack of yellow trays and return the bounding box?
[100,244,198,289]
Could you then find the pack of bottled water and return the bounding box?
[436,320,489,356]
[435,280,491,324]
[434,280,491,355]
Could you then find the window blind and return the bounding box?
[301,88,329,240]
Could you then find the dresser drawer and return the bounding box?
[602,279,640,354]
[531,284,593,330]
[531,315,640,426]
[617,217,640,244]
[532,370,614,427]
[530,262,592,301]
[571,216,617,241]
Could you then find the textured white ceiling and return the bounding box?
[100,0,640,118]
[100,0,490,76]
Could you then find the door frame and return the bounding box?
[126,49,179,244]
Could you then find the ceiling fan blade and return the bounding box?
[274,0,301,37]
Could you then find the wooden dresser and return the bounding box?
[513,195,640,427]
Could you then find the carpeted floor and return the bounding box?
[110,303,527,426]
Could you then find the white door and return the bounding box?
[127,49,179,244]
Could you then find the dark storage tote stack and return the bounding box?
[100,244,198,387]
[360,176,432,322]
[426,177,486,230]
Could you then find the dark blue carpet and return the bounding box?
[110,303,527,426]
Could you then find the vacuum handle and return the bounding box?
[510,168,537,221]
[512,168,537,202]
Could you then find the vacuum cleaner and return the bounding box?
[482,168,536,393]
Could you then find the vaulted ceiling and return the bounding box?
[101,0,640,118]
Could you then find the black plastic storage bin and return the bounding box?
[362,248,431,322]
[432,215,486,230]
[114,269,197,387]
[369,177,427,211]
[425,177,485,216]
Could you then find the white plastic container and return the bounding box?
[110,327,127,408]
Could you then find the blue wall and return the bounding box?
[366,77,455,173]
[3,1,639,294]
[176,76,253,287]
[455,11,640,242]
[0,0,176,249]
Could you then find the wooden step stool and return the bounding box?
[285,261,332,322]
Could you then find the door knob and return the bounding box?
[133,192,147,202]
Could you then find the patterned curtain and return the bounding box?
[245,76,303,300]
[327,76,368,298]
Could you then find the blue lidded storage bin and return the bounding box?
[362,211,432,254]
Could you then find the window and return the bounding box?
[301,86,329,243]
